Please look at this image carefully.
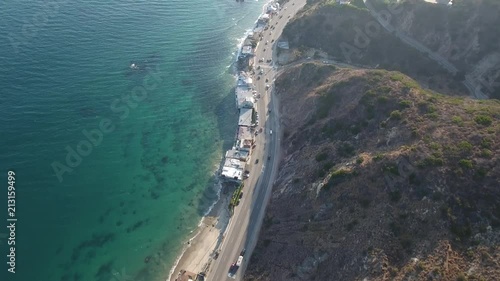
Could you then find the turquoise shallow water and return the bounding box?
[0,1,264,280]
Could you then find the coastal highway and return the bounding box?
[207,0,307,280]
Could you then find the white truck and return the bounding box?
[227,255,244,279]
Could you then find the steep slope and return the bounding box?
[280,0,500,99]
[385,0,500,99]
[244,63,500,280]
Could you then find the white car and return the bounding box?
[270,130,273,135]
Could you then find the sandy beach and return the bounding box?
[168,0,291,279]
[168,185,232,281]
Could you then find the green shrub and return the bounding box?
[474,167,488,180]
[458,141,473,153]
[480,149,492,158]
[337,142,355,157]
[459,159,473,169]
[377,95,389,103]
[427,112,439,120]
[373,153,384,161]
[384,163,400,175]
[418,156,444,168]
[481,137,492,149]
[429,142,441,150]
[399,100,412,108]
[390,110,402,120]
[474,115,493,126]
[356,157,364,164]
[315,152,328,162]
[452,116,463,126]
[324,168,353,190]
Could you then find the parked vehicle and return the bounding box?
[227,255,244,279]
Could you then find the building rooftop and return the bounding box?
[175,270,198,281]
[225,149,249,161]
[221,166,243,181]
[241,45,253,56]
[224,158,246,170]
[221,158,246,181]
[238,126,253,141]
[237,74,253,88]
[236,87,254,109]
[240,139,253,151]
[238,108,253,127]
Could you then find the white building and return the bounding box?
[236,87,255,109]
[241,45,253,57]
[237,74,253,88]
[221,158,246,181]
[226,149,249,161]
[238,108,253,127]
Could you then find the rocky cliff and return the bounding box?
[244,63,500,280]
[386,0,500,99]
[280,0,500,99]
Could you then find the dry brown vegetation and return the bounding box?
[244,63,500,281]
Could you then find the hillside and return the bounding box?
[384,0,500,99]
[279,0,500,99]
[244,63,500,280]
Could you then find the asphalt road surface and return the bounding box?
[207,1,306,280]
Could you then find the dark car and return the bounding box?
[255,159,259,164]
[257,76,261,80]
[265,78,269,82]
[239,192,243,199]
[240,248,246,256]
[268,155,271,160]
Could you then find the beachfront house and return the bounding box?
[225,149,249,161]
[238,126,253,143]
[238,139,253,152]
[241,45,253,57]
[238,108,253,127]
[236,87,254,109]
[220,158,246,181]
[237,74,253,88]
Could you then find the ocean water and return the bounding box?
[0,1,264,280]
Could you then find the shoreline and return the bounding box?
[167,184,232,281]
[167,1,279,280]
